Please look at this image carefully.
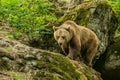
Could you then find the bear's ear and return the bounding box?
[66,26,70,32]
[53,26,58,31]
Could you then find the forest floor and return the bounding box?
[0,26,31,80]
[0,26,15,79]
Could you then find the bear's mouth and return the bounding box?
[59,45,63,48]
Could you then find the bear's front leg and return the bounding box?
[67,46,82,61]
[67,48,75,59]
[61,47,69,56]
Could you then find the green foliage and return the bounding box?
[0,0,56,39]
[108,0,120,33]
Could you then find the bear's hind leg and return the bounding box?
[86,44,98,67]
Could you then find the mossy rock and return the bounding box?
[32,51,87,80]
[30,49,102,80]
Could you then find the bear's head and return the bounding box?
[53,26,72,50]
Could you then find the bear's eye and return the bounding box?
[62,36,65,39]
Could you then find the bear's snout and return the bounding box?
[58,42,62,46]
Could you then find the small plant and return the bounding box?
[10,73,25,80]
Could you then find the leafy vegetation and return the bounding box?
[0,0,56,40]
[108,0,120,33]
[10,72,25,80]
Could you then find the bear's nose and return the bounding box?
[59,43,62,46]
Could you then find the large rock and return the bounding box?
[94,36,120,80]
[87,2,118,60]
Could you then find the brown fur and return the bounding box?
[53,20,99,66]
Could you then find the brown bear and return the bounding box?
[53,20,99,66]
